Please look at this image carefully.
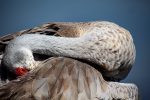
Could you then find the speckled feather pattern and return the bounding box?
[2,21,136,81]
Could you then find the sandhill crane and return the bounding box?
[0,21,138,99]
[1,21,135,81]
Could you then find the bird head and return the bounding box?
[15,67,30,76]
[0,60,31,81]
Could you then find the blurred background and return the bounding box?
[0,0,150,99]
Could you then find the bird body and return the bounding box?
[2,21,136,81]
[0,57,138,100]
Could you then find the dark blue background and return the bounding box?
[0,0,150,99]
